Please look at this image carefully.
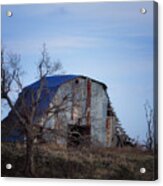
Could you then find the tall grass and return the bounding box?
[1,143,155,180]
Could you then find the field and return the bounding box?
[1,143,156,180]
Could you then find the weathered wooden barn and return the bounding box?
[2,75,130,147]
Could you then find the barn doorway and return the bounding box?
[67,124,91,147]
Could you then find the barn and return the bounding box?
[2,75,129,147]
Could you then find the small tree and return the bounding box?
[144,101,154,150]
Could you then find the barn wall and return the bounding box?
[107,116,117,147]
[43,78,87,145]
[42,79,74,145]
[42,77,109,147]
[91,82,108,146]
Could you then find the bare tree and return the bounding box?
[1,48,22,99]
[37,43,62,79]
[1,44,64,176]
[1,48,27,137]
[144,101,154,150]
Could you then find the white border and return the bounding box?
[0,0,162,185]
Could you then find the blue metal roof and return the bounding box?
[25,75,79,89]
[23,75,80,116]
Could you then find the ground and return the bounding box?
[1,143,156,180]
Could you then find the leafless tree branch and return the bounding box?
[144,101,154,150]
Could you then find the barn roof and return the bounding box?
[21,75,80,116]
[24,74,107,90]
[24,75,79,90]
[22,75,107,115]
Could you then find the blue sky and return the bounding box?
[1,2,154,142]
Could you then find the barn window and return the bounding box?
[75,79,79,84]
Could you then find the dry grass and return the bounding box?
[1,142,156,180]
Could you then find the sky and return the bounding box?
[1,1,154,142]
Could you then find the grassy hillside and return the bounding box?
[1,143,155,180]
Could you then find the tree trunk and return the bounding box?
[24,137,35,177]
